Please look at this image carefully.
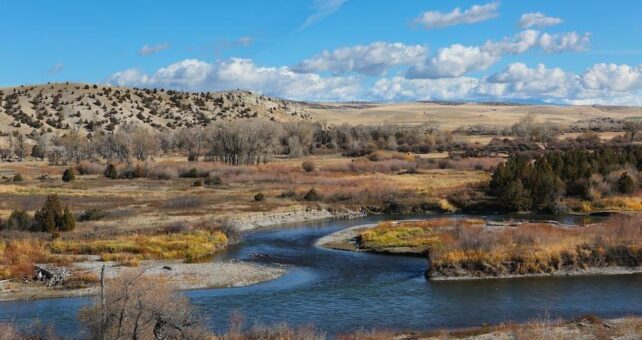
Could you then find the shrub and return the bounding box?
[12,173,23,182]
[119,164,147,179]
[192,179,203,187]
[79,208,107,222]
[31,144,45,159]
[34,195,75,232]
[161,197,204,209]
[104,164,118,179]
[301,160,316,172]
[254,192,265,201]
[180,168,199,178]
[617,173,637,194]
[205,175,222,186]
[6,210,34,231]
[147,165,177,180]
[62,168,75,182]
[76,161,104,175]
[304,188,321,201]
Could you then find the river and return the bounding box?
[1,214,641,337]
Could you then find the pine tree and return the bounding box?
[62,168,75,182]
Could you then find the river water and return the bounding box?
[1,214,641,337]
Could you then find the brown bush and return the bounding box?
[301,160,316,172]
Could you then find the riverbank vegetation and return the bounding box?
[353,214,642,279]
[490,145,642,212]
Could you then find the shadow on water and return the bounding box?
[1,213,640,336]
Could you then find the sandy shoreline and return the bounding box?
[231,205,365,232]
[0,208,364,302]
[0,259,287,302]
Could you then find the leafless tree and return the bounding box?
[206,119,281,165]
[13,133,28,161]
[79,270,210,340]
[174,128,205,161]
[623,120,641,141]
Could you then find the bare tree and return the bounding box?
[128,125,160,161]
[13,133,27,161]
[79,270,210,340]
[174,128,205,161]
[623,120,641,141]
[206,120,281,165]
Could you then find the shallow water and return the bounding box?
[1,214,641,337]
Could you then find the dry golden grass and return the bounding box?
[49,230,228,263]
[358,215,642,277]
[360,218,484,249]
[0,239,69,279]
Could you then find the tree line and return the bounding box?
[489,145,642,212]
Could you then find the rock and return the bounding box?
[33,265,70,286]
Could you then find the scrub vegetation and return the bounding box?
[355,214,642,278]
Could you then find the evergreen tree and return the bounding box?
[104,164,118,179]
[499,179,532,211]
[34,194,75,232]
[617,173,637,194]
[62,168,75,182]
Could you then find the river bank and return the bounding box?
[317,216,642,281]
[402,315,642,339]
[0,207,365,302]
[231,205,366,232]
[0,258,286,302]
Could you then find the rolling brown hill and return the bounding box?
[0,83,311,136]
[1,83,641,139]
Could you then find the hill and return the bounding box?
[1,83,641,138]
[0,83,311,135]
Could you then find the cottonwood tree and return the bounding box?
[92,131,129,162]
[174,127,206,161]
[129,125,160,161]
[13,133,27,161]
[80,270,209,340]
[52,129,89,164]
[206,119,281,165]
[623,120,641,141]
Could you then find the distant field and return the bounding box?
[308,102,642,129]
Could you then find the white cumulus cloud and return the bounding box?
[407,30,590,78]
[479,63,579,99]
[413,2,499,29]
[371,76,479,101]
[581,63,642,92]
[292,42,427,76]
[107,58,361,101]
[539,32,590,53]
[519,12,563,29]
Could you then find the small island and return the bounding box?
[318,215,642,280]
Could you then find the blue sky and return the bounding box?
[3,1,642,104]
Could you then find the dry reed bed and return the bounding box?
[0,229,228,279]
[358,215,642,278]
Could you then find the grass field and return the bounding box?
[0,153,489,280]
